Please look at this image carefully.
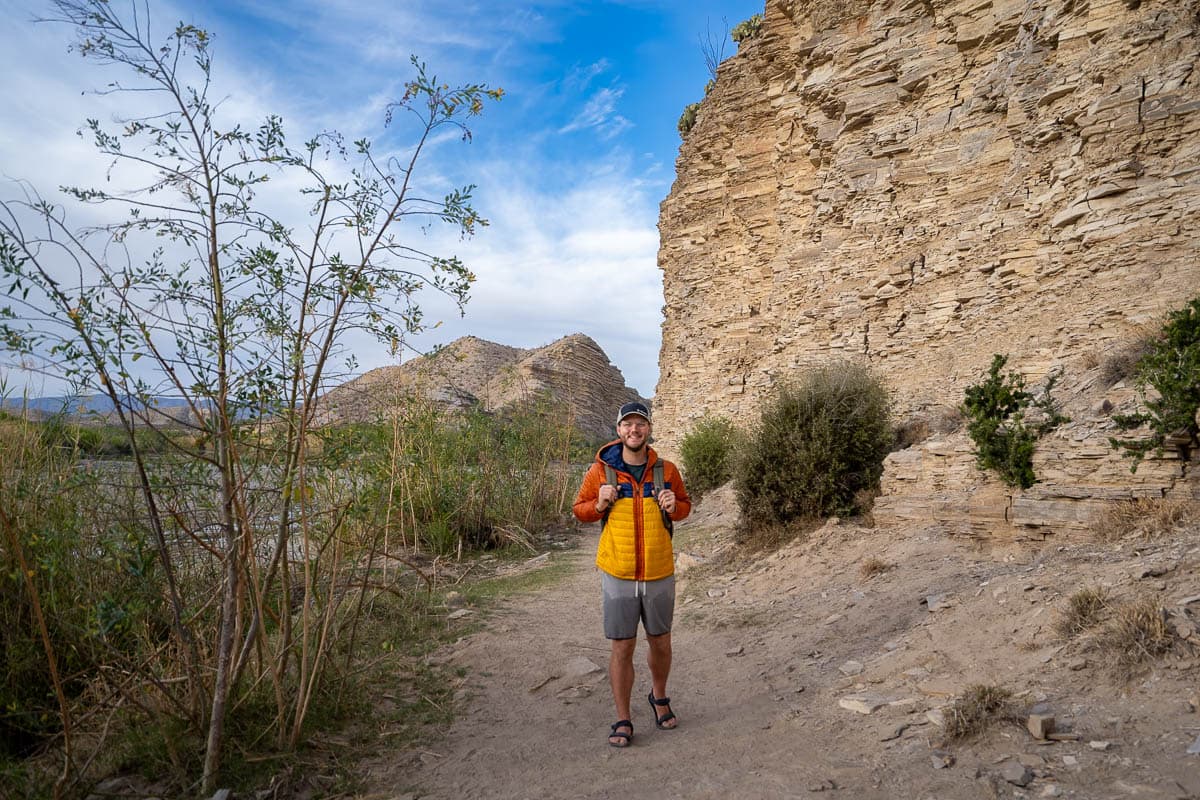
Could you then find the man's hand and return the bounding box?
[657,488,676,515]
[596,483,617,513]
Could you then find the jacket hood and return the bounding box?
[596,439,658,475]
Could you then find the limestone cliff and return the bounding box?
[313,334,644,441]
[656,0,1200,533]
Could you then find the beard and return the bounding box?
[623,438,647,453]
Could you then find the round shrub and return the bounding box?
[735,363,891,528]
[679,414,742,498]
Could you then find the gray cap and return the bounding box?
[616,401,651,425]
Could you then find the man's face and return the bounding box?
[617,415,650,452]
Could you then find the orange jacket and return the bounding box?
[573,441,691,581]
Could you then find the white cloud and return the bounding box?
[0,0,669,399]
[559,86,633,140]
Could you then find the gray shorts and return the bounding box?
[602,573,675,640]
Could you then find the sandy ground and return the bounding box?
[361,488,1200,800]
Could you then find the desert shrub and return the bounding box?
[1098,597,1176,681]
[1093,496,1199,541]
[680,414,742,498]
[731,13,763,44]
[1110,296,1200,470]
[735,362,891,529]
[961,355,1068,489]
[942,684,1016,742]
[893,417,930,450]
[1055,586,1110,638]
[678,101,700,137]
[1100,331,1157,386]
[859,557,891,580]
[0,420,167,760]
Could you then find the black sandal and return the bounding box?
[648,690,677,729]
[608,719,633,747]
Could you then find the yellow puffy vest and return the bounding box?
[595,477,674,581]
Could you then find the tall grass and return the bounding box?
[0,396,579,795]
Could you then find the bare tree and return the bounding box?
[700,17,730,83]
[0,0,500,792]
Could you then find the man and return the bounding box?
[572,401,692,748]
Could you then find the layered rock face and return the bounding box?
[313,334,645,441]
[656,0,1200,532]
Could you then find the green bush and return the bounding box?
[1110,296,1200,470]
[735,363,891,529]
[680,414,742,498]
[731,14,763,45]
[677,101,700,137]
[961,355,1068,489]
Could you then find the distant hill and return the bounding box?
[312,333,647,441]
[0,394,194,422]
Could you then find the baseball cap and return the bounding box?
[616,401,651,425]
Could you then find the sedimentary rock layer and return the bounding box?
[656,0,1200,532]
[313,334,644,442]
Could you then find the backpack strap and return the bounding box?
[651,460,674,539]
[601,464,618,528]
[600,461,674,539]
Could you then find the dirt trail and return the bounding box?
[363,490,1200,800]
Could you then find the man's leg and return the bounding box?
[609,637,636,745]
[646,631,677,728]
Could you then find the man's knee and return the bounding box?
[611,637,637,659]
[646,631,672,652]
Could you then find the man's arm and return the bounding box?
[572,463,605,523]
[663,461,692,521]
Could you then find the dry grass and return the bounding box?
[1055,586,1110,638]
[941,684,1017,742]
[1100,330,1158,386]
[1097,597,1176,682]
[1093,497,1199,541]
[859,557,892,581]
[735,518,818,554]
[893,417,931,450]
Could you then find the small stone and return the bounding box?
[1062,755,1078,766]
[838,693,891,715]
[824,613,844,625]
[562,656,602,679]
[1187,734,1200,755]
[1000,761,1033,786]
[930,750,955,769]
[1041,785,1063,797]
[839,659,864,676]
[1027,713,1056,740]
[1067,658,1088,671]
[1089,740,1111,751]
[447,608,473,620]
[707,588,726,598]
[925,593,954,612]
[725,645,745,657]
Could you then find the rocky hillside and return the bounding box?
[655,0,1200,533]
[312,334,645,441]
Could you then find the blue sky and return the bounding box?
[0,0,762,398]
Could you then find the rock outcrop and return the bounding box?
[313,334,644,441]
[655,0,1200,533]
